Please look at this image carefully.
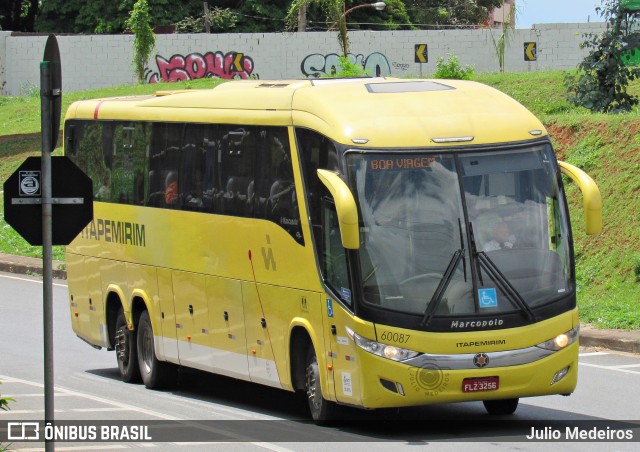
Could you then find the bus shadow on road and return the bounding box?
[85,366,639,443]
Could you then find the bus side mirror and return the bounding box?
[558,160,602,235]
[317,169,360,249]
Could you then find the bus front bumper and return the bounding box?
[347,341,578,409]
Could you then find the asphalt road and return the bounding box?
[0,271,639,451]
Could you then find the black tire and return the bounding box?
[136,310,177,389]
[305,346,338,425]
[115,308,141,383]
[483,398,519,415]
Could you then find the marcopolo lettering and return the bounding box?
[450,319,504,329]
[81,218,146,247]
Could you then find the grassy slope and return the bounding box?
[476,72,640,329]
[1,74,639,329]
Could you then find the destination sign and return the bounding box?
[370,157,436,171]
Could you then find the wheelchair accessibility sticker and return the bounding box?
[478,288,498,308]
[327,299,334,317]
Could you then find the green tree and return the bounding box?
[214,0,291,32]
[405,0,503,27]
[287,0,411,56]
[565,0,640,113]
[127,0,156,84]
[0,0,39,32]
[175,6,238,33]
[36,0,201,34]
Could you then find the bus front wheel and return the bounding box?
[483,398,519,415]
[137,311,177,390]
[305,346,338,424]
[115,308,140,383]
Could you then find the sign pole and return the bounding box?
[40,60,55,452]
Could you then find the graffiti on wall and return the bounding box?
[301,52,391,78]
[148,51,256,83]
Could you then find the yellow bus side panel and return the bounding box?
[205,276,249,380]
[68,203,323,292]
[67,253,107,348]
[172,271,210,370]
[156,267,179,364]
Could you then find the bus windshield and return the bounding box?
[347,144,573,321]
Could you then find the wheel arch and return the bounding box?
[288,319,330,397]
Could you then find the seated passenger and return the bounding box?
[164,171,179,206]
[483,221,516,251]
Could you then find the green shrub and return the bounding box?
[322,55,370,78]
[0,381,14,412]
[433,54,475,80]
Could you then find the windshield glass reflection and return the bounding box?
[347,144,572,318]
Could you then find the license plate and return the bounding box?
[462,376,499,393]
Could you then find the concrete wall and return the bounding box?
[0,23,607,96]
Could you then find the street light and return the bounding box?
[337,2,386,57]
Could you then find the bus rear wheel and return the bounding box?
[115,308,140,383]
[305,346,338,424]
[137,310,177,389]
[483,398,519,415]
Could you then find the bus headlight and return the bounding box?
[536,326,579,351]
[345,327,420,362]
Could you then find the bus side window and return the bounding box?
[180,125,207,211]
[296,128,339,247]
[219,127,255,216]
[201,129,220,213]
[148,123,183,208]
[255,127,303,244]
[110,122,148,205]
[66,120,110,200]
[322,199,352,306]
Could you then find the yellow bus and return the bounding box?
[64,78,601,422]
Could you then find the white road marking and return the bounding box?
[610,363,640,369]
[4,393,75,398]
[578,351,609,357]
[0,273,67,287]
[0,375,179,420]
[578,362,640,374]
[0,375,295,451]
[12,446,127,451]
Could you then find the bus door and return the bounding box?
[172,271,210,370]
[205,277,250,380]
[320,200,363,405]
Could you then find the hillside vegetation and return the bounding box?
[0,73,638,329]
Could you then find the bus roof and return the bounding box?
[65,78,546,147]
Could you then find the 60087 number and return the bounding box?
[379,331,410,344]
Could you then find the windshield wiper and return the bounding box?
[458,218,467,282]
[475,251,536,321]
[420,248,464,328]
[468,222,535,321]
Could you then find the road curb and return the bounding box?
[0,253,638,355]
[0,253,66,280]
[579,324,640,355]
